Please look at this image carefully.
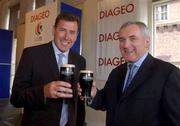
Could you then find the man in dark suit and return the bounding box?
[85,21,180,126]
[10,13,86,126]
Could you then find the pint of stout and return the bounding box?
[59,64,75,85]
[79,70,93,98]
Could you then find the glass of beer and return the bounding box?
[59,64,75,96]
[79,70,93,99]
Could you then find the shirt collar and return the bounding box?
[128,52,148,67]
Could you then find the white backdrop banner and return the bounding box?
[24,2,57,48]
[96,0,138,80]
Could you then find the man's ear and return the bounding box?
[145,37,151,49]
[52,26,55,35]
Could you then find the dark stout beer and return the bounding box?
[59,64,75,84]
[59,64,75,99]
[79,70,93,97]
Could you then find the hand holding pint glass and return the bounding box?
[79,70,93,99]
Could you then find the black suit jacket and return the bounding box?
[10,42,86,126]
[91,54,180,126]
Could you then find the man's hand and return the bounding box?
[77,81,97,100]
[91,81,97,98]
[44,81,73,98]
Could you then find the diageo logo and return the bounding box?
[35,22,43,36]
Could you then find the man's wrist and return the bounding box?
[86,97,93,105]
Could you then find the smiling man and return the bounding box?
[87,21,180,126]
[10,13,86,126]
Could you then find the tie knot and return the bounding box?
[58,53,64,58]
[128,63,134,69]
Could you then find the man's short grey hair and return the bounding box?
[119,21,151,40]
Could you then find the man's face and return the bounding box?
[118,24,150,62]
[53,20,78,52]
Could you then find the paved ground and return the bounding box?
[0,99,22,126]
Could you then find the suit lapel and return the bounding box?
[68,50,75,64]
[116,64,127,100]
[119,54,154,102]
[42,42,59,79]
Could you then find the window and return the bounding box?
[155,4,168,21]
[9,3,20,38]
[8,4,20,92]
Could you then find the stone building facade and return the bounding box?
[154,0,180,68]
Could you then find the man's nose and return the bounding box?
[122,39,131,48]
[65,32,70,40]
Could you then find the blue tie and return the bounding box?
[123,64,136,92]
[58,53,63,70]
[58,53,68,126]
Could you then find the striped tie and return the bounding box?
[58,53,63,70]
[58,53,68,126]
[123,64,136,92]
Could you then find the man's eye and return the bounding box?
[119,38,125,43]
[70,31,76,35]
[59,28,65,32]
[129,37,136,41]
